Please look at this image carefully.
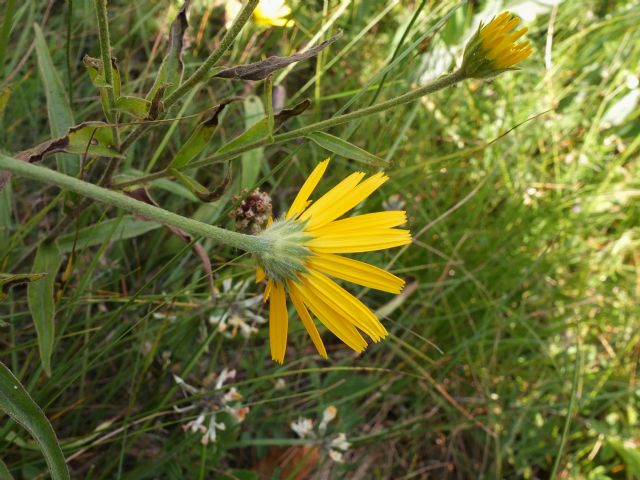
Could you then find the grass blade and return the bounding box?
[27,242,63,377]
[33,23,77,177]
[0,361,69,480]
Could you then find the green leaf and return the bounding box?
[240,95,266,189]
[55,216,162,254]
[14,122,122,162]
[169,103,228,169]
[114,96,150,118]
[307,131,387,167]
[0,273,46,300]
[0,362,69,480]
[66,122,122,158]
[33,24,78,177]
[27,243,62,377]
[0,458,15,480]
[169,168,231,203]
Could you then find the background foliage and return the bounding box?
[1,0,640,478]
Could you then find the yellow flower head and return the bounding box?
[255,160,411,363]
[461,11,532,78]
[225,0,294,29]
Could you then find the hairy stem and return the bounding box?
[115,68,467,188]
[0,154,269,255]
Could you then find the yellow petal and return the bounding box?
[303,271,387,341]
[298,172,366,225]
[296,279,368,352]
[286,159,330,220]
[309,211,407,237]
[304,172,389,230]
[264,279,273,303]
[256,266,266,283]
[288,280,328,359]
[308,253,405,294]
[269,281,288,363]
[307,229,412,253]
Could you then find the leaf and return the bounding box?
[307,131,387,167]
[55,216,162,254]
[33,24,77,177]
[0,273,46,300]
[27,243,62,377]
[0,176,11,248]
[169,167,232,203]
[169,102,229,169]
[213,32,342,81]
[147,0,190,100]
[0,361,69,480]
[13,122,122,163]
[240,95,266,189]
[216,118,273,158]
[0,458,15,480]
[114,96,150,118]
[608,438,640,476]
[274,99,311,129]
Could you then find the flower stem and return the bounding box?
[0,153,269,255]
[115,68,467,188]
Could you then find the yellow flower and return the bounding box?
[254,0,294,27]
[461,11,532,78]
[226,0,294,29]
[255,160,411,363]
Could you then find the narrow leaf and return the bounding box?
[213,32,342,81]
[0,458,14,480]
[240,95,266,189]
[307,131,387,167]
[169,168,231,203]
[0,361,70,480]
[33,24,78,177]
[216,118,273,157]
[27,243,62,377]
[147,0,190,100]
[169,102,228,169]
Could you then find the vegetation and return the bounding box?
[1,0,639,478]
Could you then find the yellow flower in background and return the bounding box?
[225,0,294,29]
[254,0,294,27]
[255,160,411,363]
[461,11,532,78]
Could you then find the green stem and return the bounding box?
[114,68,467,188]
[0,153,269,255]
[94,0,116,120]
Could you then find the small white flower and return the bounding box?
[215,368,236,390]
[328,449,344,463]
[330,433,351,451]
[318,405,337,434]
[290,417,315,439]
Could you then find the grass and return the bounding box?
[1,0,640,478]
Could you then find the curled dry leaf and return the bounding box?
[213,32,342,81]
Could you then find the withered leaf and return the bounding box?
[147,0,190,100]
[274,99,311,129]
[0,273,47,299]
[213,32,342,81]
[126,187,217,301]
